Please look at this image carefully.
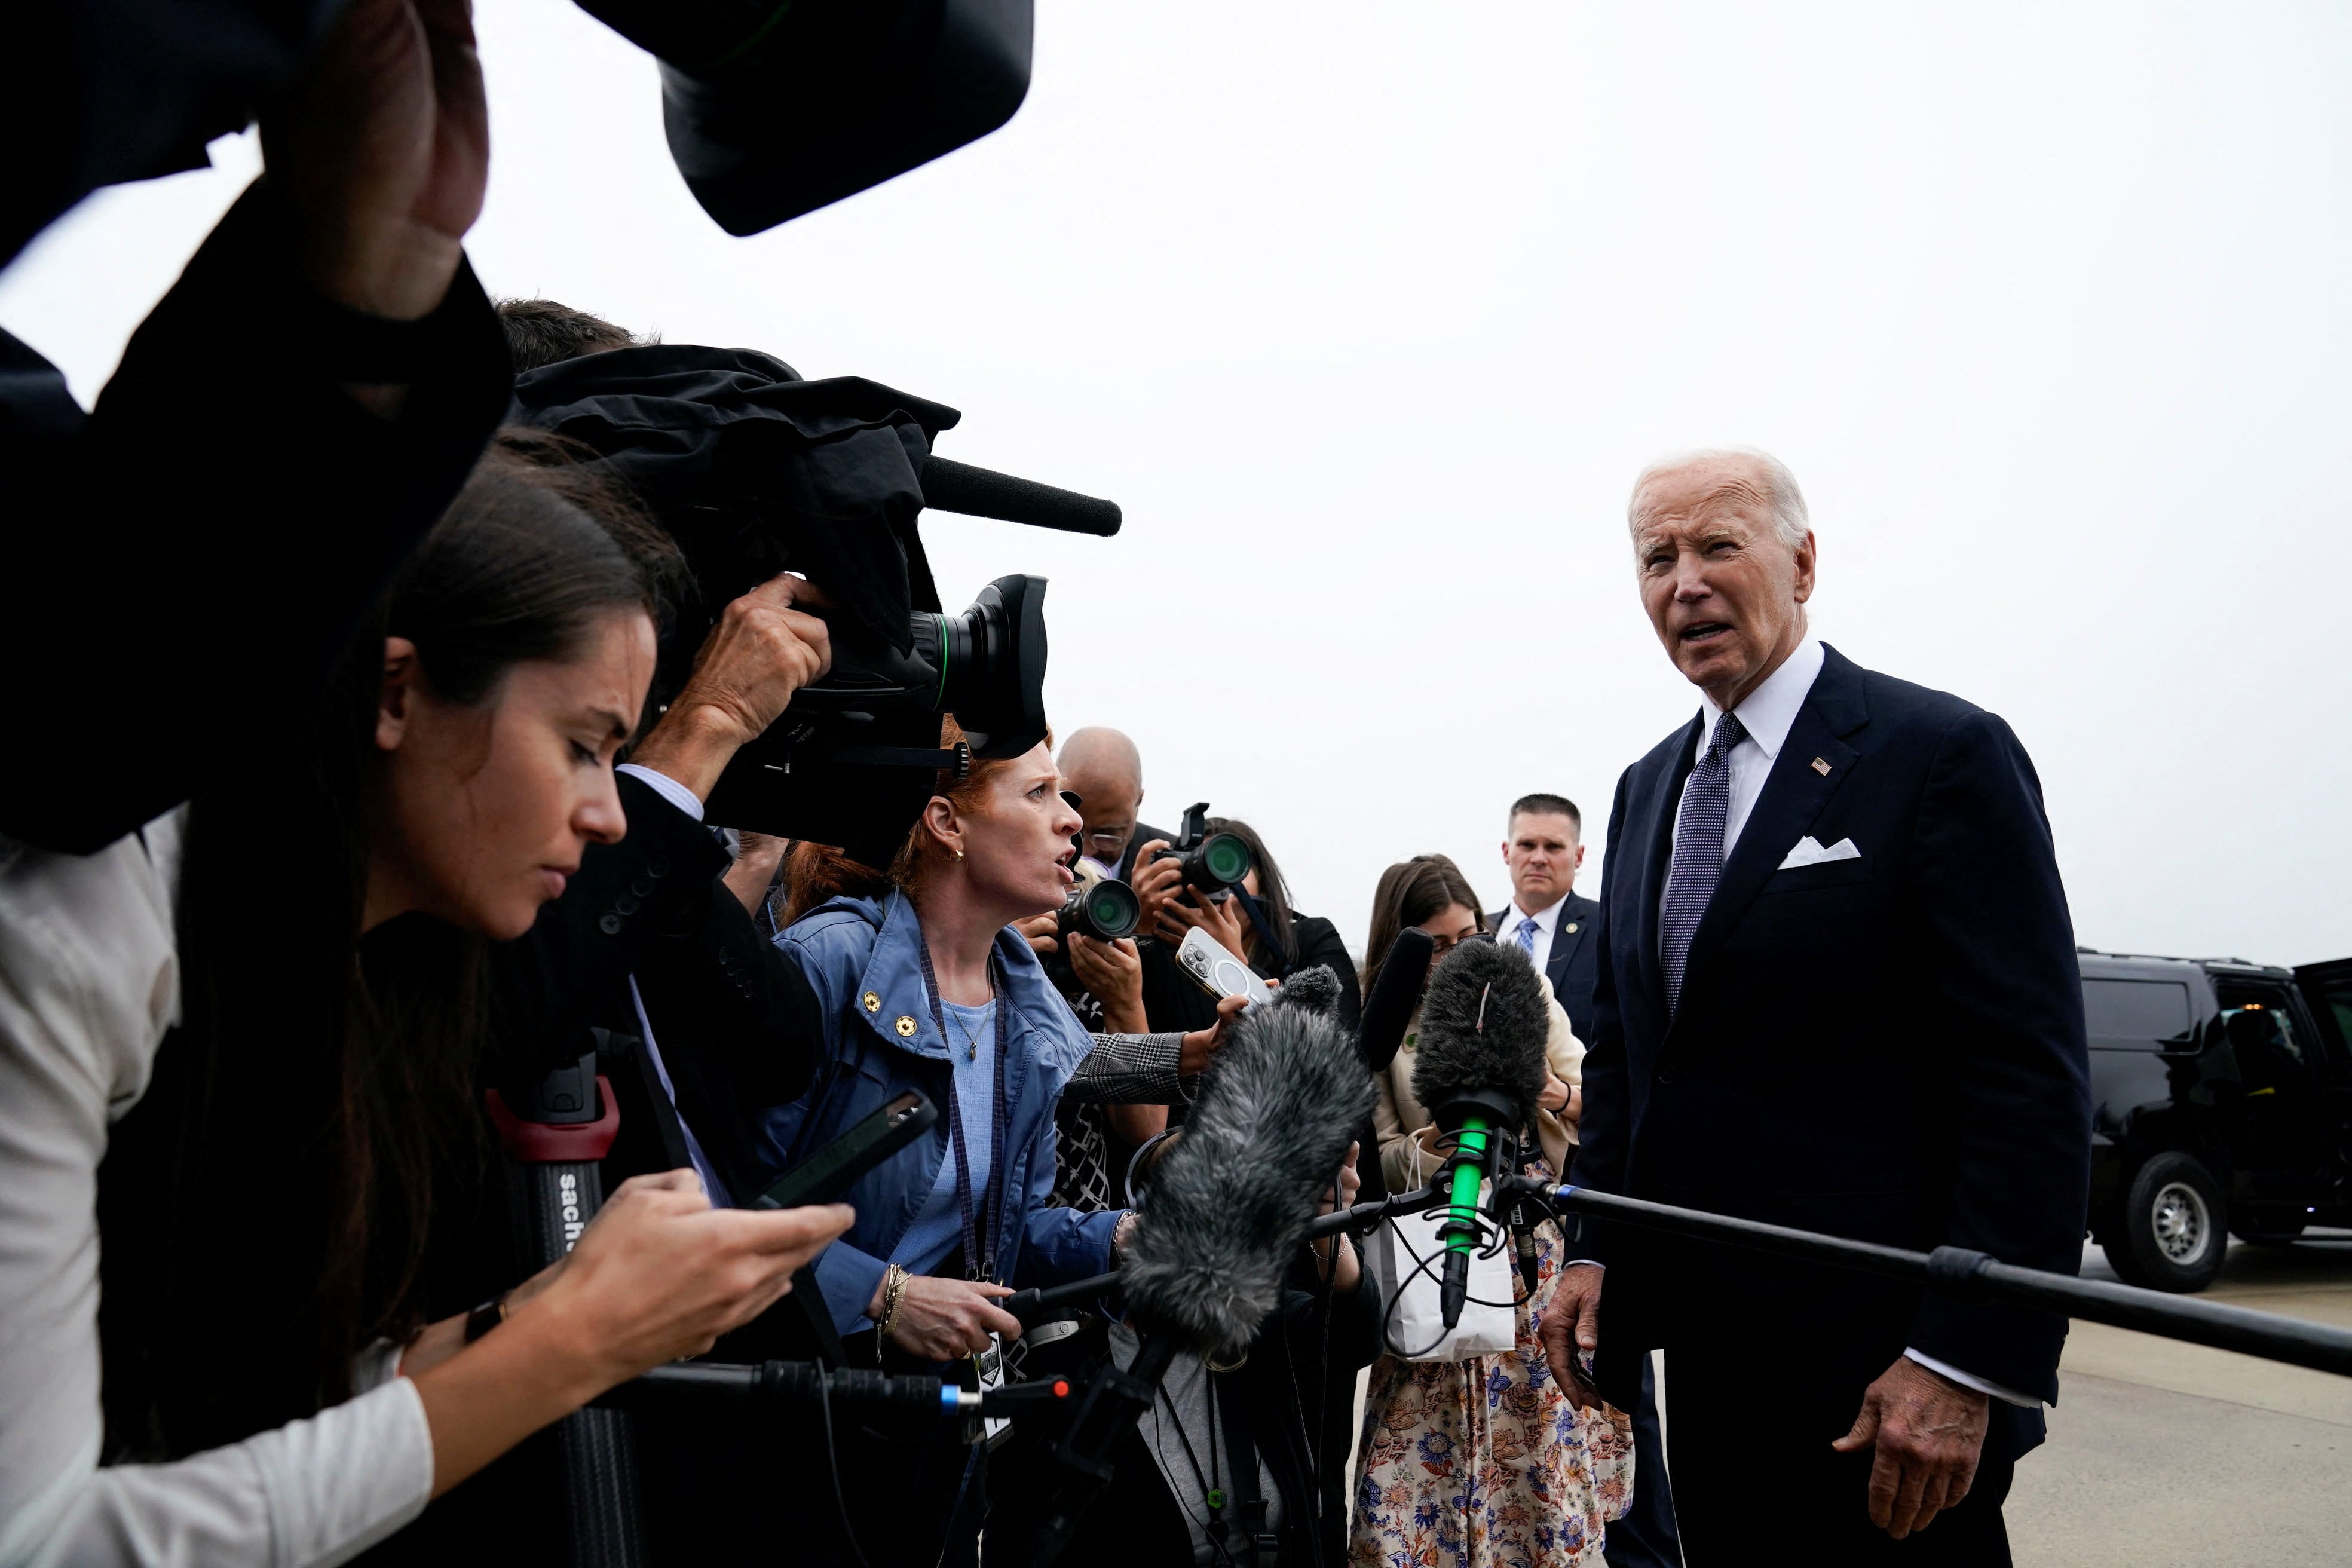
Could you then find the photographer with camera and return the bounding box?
[1,447,855,1566]
[1131,817,1361,1039]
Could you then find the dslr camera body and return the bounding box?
[1152,803,1253,899]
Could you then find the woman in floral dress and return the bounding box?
[1349,857,1633,1567]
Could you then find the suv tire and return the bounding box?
[2107,1152,2228,1293]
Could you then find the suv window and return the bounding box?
[2082,978,2192,1049]
[2219,997,2305,1079]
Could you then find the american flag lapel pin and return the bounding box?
[1811,757,1832,776]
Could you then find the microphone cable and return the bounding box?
[815,1374,875,1568]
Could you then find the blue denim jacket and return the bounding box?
[760,889,1123,1336]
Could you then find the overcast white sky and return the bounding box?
[8,2,2350,966]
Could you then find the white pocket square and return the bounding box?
[1778,835,1861,871]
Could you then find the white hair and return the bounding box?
[1627,447,1811,551]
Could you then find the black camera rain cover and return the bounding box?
[511,344,960,663]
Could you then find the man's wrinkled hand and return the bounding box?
[1536,1261,1606,1411]
[629,575,831,801]
[1832,1356,1990,1539]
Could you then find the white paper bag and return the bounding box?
[1373,1189,1515,1362]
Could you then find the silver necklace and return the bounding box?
[951,997,988,1062]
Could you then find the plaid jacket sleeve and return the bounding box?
[1061,1031,1191,1106]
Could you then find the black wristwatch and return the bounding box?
[463,1293,510,1345]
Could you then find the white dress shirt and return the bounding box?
[1497,894,1570,976]
[617,762,705,823]
[1643,635,2038,1410]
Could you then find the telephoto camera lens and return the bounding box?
[1157,832,1252,896]
[1059,877,1141,942]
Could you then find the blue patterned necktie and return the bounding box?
[1515,915,1539,957]
[1660,710,1748,1016]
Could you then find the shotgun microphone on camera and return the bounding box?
[1412,940,1549,1330]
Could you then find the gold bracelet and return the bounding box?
[876,1264,911,1340]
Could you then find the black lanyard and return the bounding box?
[917,935,1013,1284]
[1160,1373,1234,1564]
[1234,890,1289,975]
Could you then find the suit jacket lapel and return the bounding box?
[1544,895,1591,993]
[1679,646,1870,1001]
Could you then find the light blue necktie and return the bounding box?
[1660,710,1748,1016]
[1515,915,1540,957]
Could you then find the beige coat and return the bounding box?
[1372,970,1585,1195]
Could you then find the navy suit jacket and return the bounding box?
[1570,645,2091,1408]
[1489,891,1601,1044]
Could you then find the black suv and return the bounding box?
[2081,950,2352,1291]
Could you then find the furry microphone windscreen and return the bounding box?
[1270,962,1342,1017]
[1411,938,1551,1128]
[1118,999,1376,1359]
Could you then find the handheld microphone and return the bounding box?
[1411,941,1549,1330]
[1358,927,1434,1074]
[1018,987,1376,1565]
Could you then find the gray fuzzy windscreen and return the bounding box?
[1411,938,1551,1126]
[1119,1000,1376,1359]
[1271,962,1342,1016]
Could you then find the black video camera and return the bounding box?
[702,574,1048,862]
[1153,803,1253,897]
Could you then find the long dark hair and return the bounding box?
[1359,855,1485,1000]
[99,437,684,1458]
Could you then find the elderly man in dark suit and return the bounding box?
[1539,449,2091,1563]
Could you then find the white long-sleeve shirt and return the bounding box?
[0,818,433,1568]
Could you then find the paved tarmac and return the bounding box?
[2007,1232,2352,1567]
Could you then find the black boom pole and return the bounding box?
[1525,1180,2352,1381]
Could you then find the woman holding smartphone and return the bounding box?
[62,449,852,1567]
[762,726,1134,1567]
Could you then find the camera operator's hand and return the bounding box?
[873,1275,1023,1360]
[630,575,833,802]
[1178,991,1250,1076]
[1130,840,1181,936]
[1068,934,1147,1034]
[1538,1262,1609,1413]
[265,0,488,326]
[1014,912,1059,957]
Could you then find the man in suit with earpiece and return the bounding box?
[1539,449,2091,1564]
[1491,794,1603,1043]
